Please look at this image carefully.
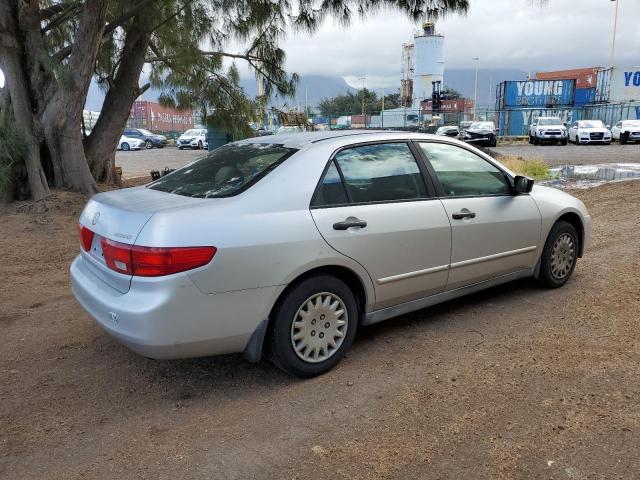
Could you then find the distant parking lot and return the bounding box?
[115,141,640,182]
[493,143,640,166]
[116,146,203,179]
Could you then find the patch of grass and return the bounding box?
[499,156,551,180]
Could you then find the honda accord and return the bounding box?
[71,131,591,377]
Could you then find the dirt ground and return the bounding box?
[1,181,639,480]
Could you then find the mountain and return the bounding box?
[239,74,357,110]
[84,69,527,112]
[442,68,528,108]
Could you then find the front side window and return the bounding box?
[332,143,428,203]
[418,142,510,197]
[149,143,296,198]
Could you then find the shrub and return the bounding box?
[499,156,550,180]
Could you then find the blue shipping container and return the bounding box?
[498,79,576,108]
[574,88,596,106]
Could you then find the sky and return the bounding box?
[277,0,639,89]
[0,0,636,93]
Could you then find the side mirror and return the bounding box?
[513,175,534,194]
[606,124,611,129]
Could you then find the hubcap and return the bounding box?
[550,233,575,280]
[290,292,348,364]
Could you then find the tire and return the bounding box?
[560,139,567,146]
[121,142,130,151]
[198,140,203,150]
[528,135,534,144]
[537,221,579,289]
[533,135,540,145]
[269,275,358,378]
[145,140,153,149]
[489,135,497,147]
[178,146,183,150]
[620,133,628,145]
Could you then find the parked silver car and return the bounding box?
[71,131,591,377]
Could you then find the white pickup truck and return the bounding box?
[529,117,568,145]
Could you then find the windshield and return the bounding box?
[470,122,494,130]
[538,118,562,126]
[137,128,153,135]
[623,120,640,127]
[183,129,202,136]
[579,121,604,128]
[148,143,296,198]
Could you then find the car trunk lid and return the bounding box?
[78,186,205,293]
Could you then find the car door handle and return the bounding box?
[452,211,476,220]
[333,217,367,230]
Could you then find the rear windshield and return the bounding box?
[538,118,562,126]
[148,143,296,198]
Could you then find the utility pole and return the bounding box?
[358,75,366,116]
[609,0,619,68]
[305,86,308,114]
[473,57,479,121]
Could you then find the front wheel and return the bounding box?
[269,275,358,378]
[537,221,579,289]
[198,140,203,149]
[620,133,628,145]
[560,139,567,146]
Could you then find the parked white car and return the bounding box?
[568,120,612,145]
[117,135,144,151]
[177,129,208,150]
[611,120,640,144]
[529,117,568,145]
[71,131,591,378]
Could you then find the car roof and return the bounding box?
[235,129,449,149]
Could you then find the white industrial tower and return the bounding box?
[403,22,445,108]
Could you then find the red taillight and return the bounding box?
[100,237,215,277]
[131,246,216,277]
[101,238,134,274]
[78,224,94,251]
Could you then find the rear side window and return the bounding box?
[418,142,510,197]
[331,143,428,204]
[149,143,296,198]
[313,161,349,207]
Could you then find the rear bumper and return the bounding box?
[70,255,279,359]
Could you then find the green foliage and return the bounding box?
[318,89,402,116]
[43,0,469,134]
[500,157,550,180]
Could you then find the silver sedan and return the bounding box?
[71,131,591,377]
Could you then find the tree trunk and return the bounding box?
[0,4,50,200]
[44,120,99,193]
[85,18,152,183]
[36,0,108,195]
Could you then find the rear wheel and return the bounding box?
[537,221,579,289]
[269,275,358,378]
[121,142,130,151]
[145,140,153,149]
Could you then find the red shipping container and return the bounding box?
[129,100,195,133]
[420,98,474,112]
[536,67,601,89]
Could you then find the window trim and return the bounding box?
[309,139,437,210]
[412,140,519,199]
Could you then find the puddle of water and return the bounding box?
[543,163,640,189]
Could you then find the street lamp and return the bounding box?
[472,57,479,121]
[609,0,619,68]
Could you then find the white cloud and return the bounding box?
[275,0,638,88]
